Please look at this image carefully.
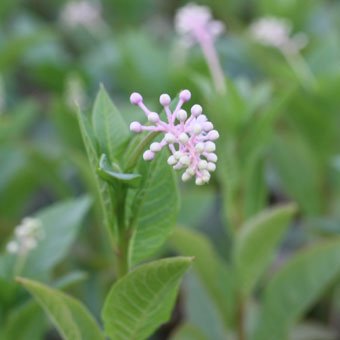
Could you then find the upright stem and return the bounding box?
[199,37,227,95]
[282,50,317,91]
[115,186,130,278]
[236,300,246,340]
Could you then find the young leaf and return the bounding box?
[253,240,340,340]
[92,86,130,160]
[97,153,141,187]
[169,227,234,326]
[77,108,116,239]
[234,203,297,297]
[17,277,104,340]
[102,257,193,340]
[23,196,91,278]
[127,151,179,266]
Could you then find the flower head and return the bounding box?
[175,3,225,47]
[129,90,219,185]
[60,1,101,29]
[250,17,308,54]
[6,217,44,256]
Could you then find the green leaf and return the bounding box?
[253,239,340,340]
[92,85,130,160]
[97,153,141,187]
[234,203,297,296]
[102,257,193,340]
[171,323,208,340]
[128,151,179,266]
[4,301,46,340]
[21,196,91,278]
[77,108,116,240]
[17,277,104,340]
[270,134,322,215]
[169,227,234,326]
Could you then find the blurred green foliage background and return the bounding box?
[1,0,340,339]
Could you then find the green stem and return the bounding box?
[236,299,246,340]
[283,50,318,91]
[13,254,27,278]
[115,185,130,278]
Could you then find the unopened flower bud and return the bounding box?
[164,133,176,144]
[195,177,205,185]
[177,109,187,121]
[207,130,219,140]
[150,142,162,152]
[206,153,218,162]
[192,123,202,135]
[148,112,159,123]
[195,142,205,153]
[130,92,143,105]
[198,160,208,170]
[130,121,142,133]
[191,104,202,117]
[203,122,214,131]
[207,162,216,172]
[180,155,190,166]
[179,89,191,102]
[174,151,182,159]
[182,172,191,182]
[205,141,216,152]
[159,93,171,106]
[167,155,177,165]
[179,132,189,144]
[143,150,155,161]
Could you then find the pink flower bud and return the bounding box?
[191,104,202,117]
[130,92,143,105]
[159,94,171,106]
[143,150,155,161]
[130,121,142,133]
[179,89,191,102]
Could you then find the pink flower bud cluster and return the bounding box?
[175,3,225,47]
[129,90,219,185]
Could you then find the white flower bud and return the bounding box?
[198,160,208,170]
[195,142,205,153]
[159,93,171,106]
[180,155,190,166]
[207,130,219,140]
[176,109,187,121]
[129,122,142,133]
[195,177,205,185]
[197,114,207,123]
[205,141,216,152]
[207,162,216,172]
[174,151,182,159]
[148,112,159,123]
[143,150,155,161]
[182,172,191,182]
[202,172,211,182]
[186,167,195,176]
[178,132,189,144]
[192,123,202,135]
[167,155,177,165]
[150,142,162,152]
[206,153,218,162]
[191,104,202,117]
[164,133,176,144]
[203,122,214,131]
